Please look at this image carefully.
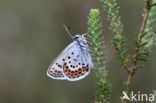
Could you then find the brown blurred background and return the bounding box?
[0,0,156,103]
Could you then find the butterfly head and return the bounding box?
[73,33,81,40]
[73,33,87,42]
[73,33,88,48]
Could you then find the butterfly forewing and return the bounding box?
[47,42,76,80]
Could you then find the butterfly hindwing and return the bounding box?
[62,46,92,81]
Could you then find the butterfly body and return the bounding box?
[47,33,94,81]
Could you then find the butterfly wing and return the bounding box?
[47,37,94,81]
[62,45,94,81]
[47,41,77,80]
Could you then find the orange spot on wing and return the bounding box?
[63,64,89,77]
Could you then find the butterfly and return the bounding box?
[47,25,94,81]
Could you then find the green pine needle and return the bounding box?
[100,0,129,69]
[141,0,156,58]
[87,9,112,103]
[99,0,123,36]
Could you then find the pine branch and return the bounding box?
[122,0,156,103]
[99,0,129,72]
[143,0,156,51]
[99,0,123,35]
[99,0,156,103]
[87,9,112,103]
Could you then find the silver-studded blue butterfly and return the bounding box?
[47,25,94,81]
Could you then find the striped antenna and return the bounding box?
[63,24,73,39]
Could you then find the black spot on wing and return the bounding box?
[55,63,63,68]
[62,59,65,61]
[73,59,77,61]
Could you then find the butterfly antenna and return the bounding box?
[63,24,73,38]
[82,32,89,37]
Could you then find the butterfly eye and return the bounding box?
[74,36,79,40]
[73,34,81,40]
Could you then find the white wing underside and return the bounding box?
[47,41,94,81]
[47,42,76,80]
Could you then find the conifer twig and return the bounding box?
[122,0,154,103]
[88,9,112,103]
